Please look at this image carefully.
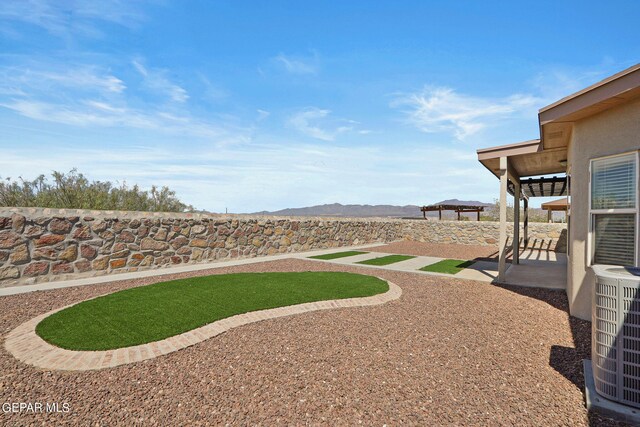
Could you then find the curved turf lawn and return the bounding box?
[36,272,388,351]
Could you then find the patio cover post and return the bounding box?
[498,156,508,282]
[513,180,521,265]
[523,196,529,248]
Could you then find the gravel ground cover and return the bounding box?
[0,258,628,426]
[364,241,501,260]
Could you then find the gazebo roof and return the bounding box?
[541,197,569,211]
[421,204,485,212]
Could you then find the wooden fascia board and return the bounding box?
[539,67,640,125]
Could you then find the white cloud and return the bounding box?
[0,65,125,96]
[273,53,318,75]
[197,73,229,102]
[64,69,124,92]
[133,59,189,103]
[0,98,250,142]
[0,0,147,38]
[392,86,541,140]
[256,109,270,121]
[529,64,623,103]
[0,62,248,142]
[287,107,357,141]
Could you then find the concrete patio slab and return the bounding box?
[306,252,498,282]
[455,260,499,282]
[503,260,567,290]
[518,249,567,264]
[319,252,387,264]
[308,246,567,290]
[390,256,442,271]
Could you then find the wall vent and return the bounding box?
[548,130,564,139]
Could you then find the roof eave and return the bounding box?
[476,139,542,161]
[538,63,640,125]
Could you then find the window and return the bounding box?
[590,152,638,266]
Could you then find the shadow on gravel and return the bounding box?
[492,282,567,312]
[492,283,630,426]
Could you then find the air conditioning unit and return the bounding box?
[592,265,640,408]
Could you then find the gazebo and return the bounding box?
[420,204,485,221]
[541,197,569,223]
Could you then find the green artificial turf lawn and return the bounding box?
[419,259,475,274]
[309,251,368,260]
[35,272,388,351]
[356,255,415,266]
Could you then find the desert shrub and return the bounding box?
[0,169,193,212]
[481,199,548,223]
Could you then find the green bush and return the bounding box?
[0,169,193,212]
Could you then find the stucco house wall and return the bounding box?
[567,96,640,320]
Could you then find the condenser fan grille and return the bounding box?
[593,272,640,408]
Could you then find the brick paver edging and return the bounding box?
[4,280,401,371]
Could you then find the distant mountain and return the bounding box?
[253,203,421,218]
[252,200,492,218]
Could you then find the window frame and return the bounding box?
[566,167,571,259]
[587,150,639,267]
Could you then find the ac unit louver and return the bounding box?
[593,265,640,408]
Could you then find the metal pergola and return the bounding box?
[507,176,568,198]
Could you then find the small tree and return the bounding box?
[482,199,514,222]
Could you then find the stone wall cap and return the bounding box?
[0,207,568,228]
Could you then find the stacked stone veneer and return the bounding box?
[402,220,567,252]
[0,208,566,287]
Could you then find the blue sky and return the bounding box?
[1,1,638,212]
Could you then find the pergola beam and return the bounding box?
[517,176,568,198]
[527,180,536,197]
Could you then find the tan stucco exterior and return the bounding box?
[478,64,640,321]
[566,96,640,320]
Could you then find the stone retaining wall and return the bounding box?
[402,220,567,252]
[0,208,567,287]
